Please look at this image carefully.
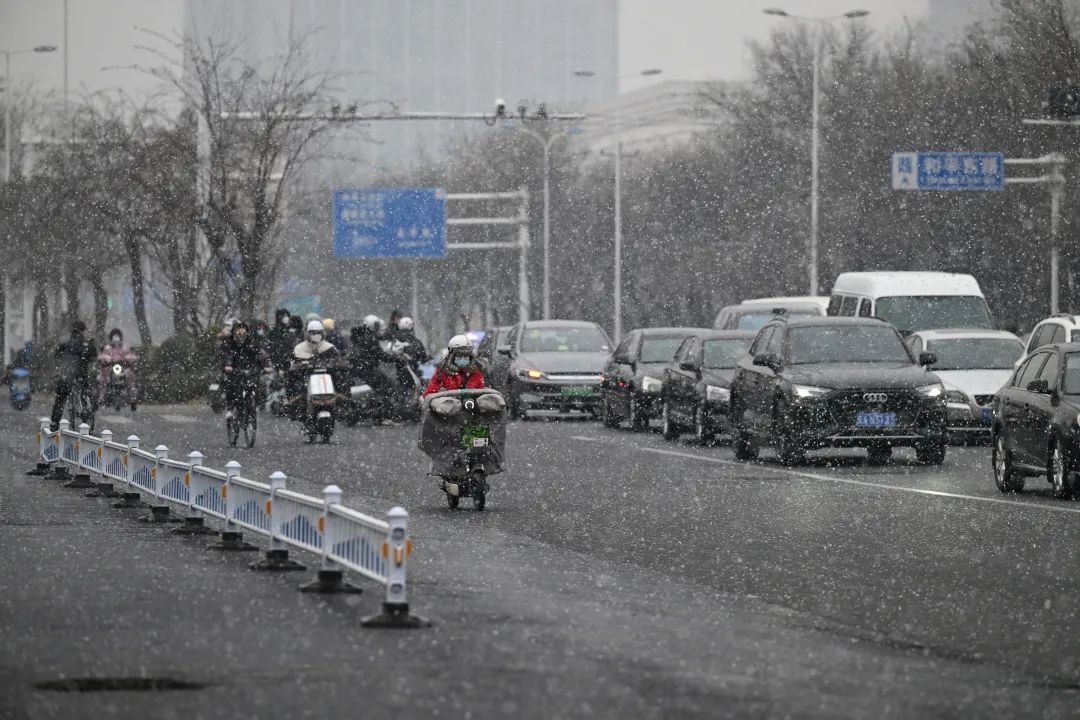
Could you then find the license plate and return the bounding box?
[561,386,594,398]
[856,412,896,428]
[462,425,490,449]
[980,407,993,424]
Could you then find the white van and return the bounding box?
[713,296,829,331]
[828,272,992,334]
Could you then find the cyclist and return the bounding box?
[50,321,98,430]
[219,321,270,421]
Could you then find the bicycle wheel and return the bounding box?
[226,413,239,447]
[243,396,257,448]
[81,387,97,434]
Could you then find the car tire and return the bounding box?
[601,393,619,428]
[733,428,758,461]
[774,399,805,466]
[1049,441,1072,499]
[992,431,1024,493]
[661,401,680,441]
[915,440,947,465]
[867,445,893,465]
[694,405,715,445]
[628,394,648,432]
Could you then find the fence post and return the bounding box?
[250,471,305,572]
[87,429,118,498]
[48,419,71,480]
[172,451,216,536]
[64,422,96,489]
[362,506,430,628]
[28,417,53,475]
[142,444,178,524]
[300,484,361,594]
[113,435,143,509]
[212,461,258,551]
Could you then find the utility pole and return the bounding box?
[1004,153,1068,314]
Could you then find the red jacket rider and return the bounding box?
[423,334,485,397]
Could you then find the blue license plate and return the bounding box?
[856,412,896,428]
[980,407,993,424]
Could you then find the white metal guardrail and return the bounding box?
[32,417,425,628]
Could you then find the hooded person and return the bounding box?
[219,320,271,420]
[97,328,139,410]
[268,308,294,371]
[423,334,485,397]
[50,320,98,429]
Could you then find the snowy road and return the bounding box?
[2,402,1079,718]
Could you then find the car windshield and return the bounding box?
[926,338,1024,370]
[640,336,688,363]
[736,311,818,331]
[787,325,912,365]
[520,326,610,353]
[874,296,992,333]
[703,339,752,368]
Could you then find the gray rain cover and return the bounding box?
[418,390,508,478]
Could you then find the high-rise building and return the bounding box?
[185,0,618,178]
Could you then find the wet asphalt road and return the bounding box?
[3,400,1080,718]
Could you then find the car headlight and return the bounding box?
[943,390,968,405]
[792,384,831,399]
[517,368,545,380]
[706,385,730,403]
[641,376,662,394]
[917,383,945,399]
[1075,413,1080,430]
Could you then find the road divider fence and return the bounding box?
[31,417,427,628]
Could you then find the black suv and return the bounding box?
[992,343,1080,498]
[730,317,948,465]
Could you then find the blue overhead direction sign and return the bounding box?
[891,151,1004,191]
[333,188,447,258]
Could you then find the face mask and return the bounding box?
[110,337,121,347]
[257,329,266,338]
[309,333,323,344]
[235,332,248,344]
[453,356,471,369]
[281,316,290,327]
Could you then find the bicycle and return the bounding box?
[66,377,97,435]
[225,369,260,448]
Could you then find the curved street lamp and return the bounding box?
[764,7,869,297]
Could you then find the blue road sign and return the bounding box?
[333,188,447,258]
[891,151,1004,191]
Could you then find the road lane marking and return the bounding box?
[571,435,1080,516]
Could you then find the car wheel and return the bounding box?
[992,431,1024,492]
[915,440,947,465]
[1049,441,1072,499]
[694,405,715,445]
[867,445,893,466]
[627,394,648,431]
[600,392,619,428]
[661,401,679,441]
[774,399,805,466]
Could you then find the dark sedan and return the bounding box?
[660,330,755,443]
[730,317,948,465]
[599,327,704,430]
[500,321,612,419]
[993,342,1080,499]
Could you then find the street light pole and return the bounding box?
[764,8,868,296]
[2,45,57,183]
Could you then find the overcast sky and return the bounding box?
[0,0,931,98]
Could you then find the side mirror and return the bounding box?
[679,361,700,373]
[753,352,780,371]
[497,346,512,357]
[918,352,937,366]
[1027,379,1050,394]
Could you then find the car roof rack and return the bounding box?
[1051,313,1076,321]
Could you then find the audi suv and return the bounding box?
[729,317,948,465]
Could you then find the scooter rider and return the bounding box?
[289,320,342,412]
[347,315,402,426]
[395,316,429,378]
[219,321,271,420]
[97,328,139,411]
[423,335,485,397]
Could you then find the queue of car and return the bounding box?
[472,270,1080,499]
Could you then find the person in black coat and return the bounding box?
[50,321,98,429]
[218,321,270,418]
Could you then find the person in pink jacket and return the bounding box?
[98,328,139,411]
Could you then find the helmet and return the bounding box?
[322,318,336,331]
[446,334,475,371]
[306,319,325,345]
[398,317,415,332]
[305,313,322,324]
[363,314,382,332]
